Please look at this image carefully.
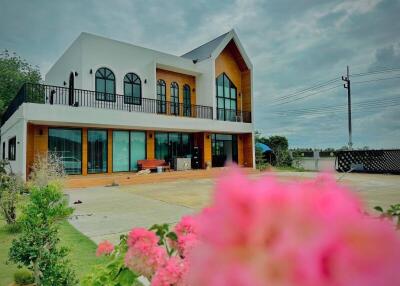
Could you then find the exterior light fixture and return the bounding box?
[75,71,78,76]
[144,79,147,84]
[63,81,66,86]
[149,133,153,138]
[89,69,93,74]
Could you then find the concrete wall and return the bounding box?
[293,157,336,172]
[0,108,26,177]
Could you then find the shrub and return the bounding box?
[14,268,34,285]
[29,153,65,188]
[0,160,25,225]
[9,183,76,286]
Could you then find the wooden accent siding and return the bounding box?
[26,124,48,179]
[243,133,254,167]
[215,40,251,113]
[203,133,212,168]
[107,129,113,174]
[82,128,88,176]
[237,135,244,166]
[146,131,155,159]
[156,68,196,115]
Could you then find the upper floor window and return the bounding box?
[216,73,237,121]
[183,84,191,117]
[95,67,115,102]
[124,73,141,105]
[170,82,179,115]
[2,142,5,160]
[157,79,166,114]
[8,137,16,161]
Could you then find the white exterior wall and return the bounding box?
[0,108,26,177]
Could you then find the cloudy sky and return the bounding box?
[1,0,399,149]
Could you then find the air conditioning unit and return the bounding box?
[175,158,192,171]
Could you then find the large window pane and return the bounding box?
[155,133,168,161]
[88,130,107,174]
[130,131,146,171]
[48,128,82,175]
[113,131,129,172]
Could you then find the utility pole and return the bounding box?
[342,66,352,150]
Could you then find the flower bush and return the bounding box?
[96,240,115,257]
[87,168,400,286]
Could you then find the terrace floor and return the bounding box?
[65,170,400,243]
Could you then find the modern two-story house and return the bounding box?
[0,29,254,179]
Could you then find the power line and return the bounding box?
[269,78,340,103]
[352,75,400,84]
[269,85,342,106]
[351,67,400,77]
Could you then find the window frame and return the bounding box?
[87,129,108,174]
[95,67,116,102]
[2,142,5,160]
[48,127,83,175]
[8,137,16,161]
[157,79,167,114]
[170,82,180,115]
[183,84,191,117]
[123,73,142,105]
[216,73,238,121]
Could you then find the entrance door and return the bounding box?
[212,134,238,167]
[68,72,74,106]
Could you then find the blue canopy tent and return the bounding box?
[255,142,273,164]
[255,143,272,153]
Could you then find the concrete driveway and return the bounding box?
[65,171,400,243]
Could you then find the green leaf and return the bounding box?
[117,268,138,286]
[374,206,383,212]
[166,231,178,241]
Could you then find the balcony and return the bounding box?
[1,83,252,126]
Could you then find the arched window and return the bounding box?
[95,67,115,102]
[183,84,191,117]
[124,73,141,104]
[216,73,237,121]
[170,82,179,115]
[157,79,166,114]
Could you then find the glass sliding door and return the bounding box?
[211,134,238,167]
[130,131,146,171]
[113,131,129,172]
[48,128,82,175]
[155,132,169,162]
[88,130,108,173]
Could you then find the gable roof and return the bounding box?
[181,29,252,70]
[181,32,229,62]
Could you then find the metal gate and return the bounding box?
[336,150,400,174]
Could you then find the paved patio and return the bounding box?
[65,170,400,243]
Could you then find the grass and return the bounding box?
[0,217,107,286]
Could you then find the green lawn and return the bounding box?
[0,218,107,285]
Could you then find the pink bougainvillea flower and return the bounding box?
[186,168,400,286]
[173,215,198,257]
[151,256,188,286]
[96,240,114,257]
[125,228,167,279]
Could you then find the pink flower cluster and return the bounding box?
[125,228,167,279]
[151,256,187,286]
[96,240,114,257]
[186,169,400,286]
[173,215,198,257]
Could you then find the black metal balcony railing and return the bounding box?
[217,108,252,123]
[1,83,252,125]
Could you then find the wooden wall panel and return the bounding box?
[82,128,88,176]
[146,131,155,159]
[243,133,254,167]
[203,133,212,168]
[215,41,252,114]
[156,69,196,115]
[107,129,113,174]
[241,70,251,112]
[237,135,244,166]
[26,124,34,179]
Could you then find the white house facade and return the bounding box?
[0,30,255,179]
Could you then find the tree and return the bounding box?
[9,183,76,286]
[0,50,41,116]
